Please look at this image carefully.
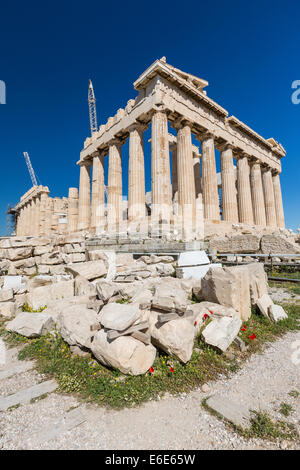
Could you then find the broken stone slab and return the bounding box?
[25,406,86,448]
[26,275,53,291]
[0,380,58,412]
[91,329,156,375]
[268,304,288,322]
[157,310,193,324]
[155,263,175,277]
[0,301,15,319]
[205,394,250,428]
[261,233,300,254]
[107,321,149,340]
[66,260,107,281]
[96,281,119,303]
[245,263,268,304]
[209,233,261,254]
[178,250,210,267]
[131,330,151,345]
[139,254,174,264]
[3,275,25,291]
[40,252,64,265]
[202,315,242,352]
[41,296,91,321]
[152,282,188,312]
[256,293,273,318]
[201,265,251,321]
[149,312,194,363]
[98,303,142,331]
[87,299,104,313]
[26,280,74,310]
[57,305,98,349]
[0,288,14,302]
[6,312,55,338]
[234,336,248,352]
[130,288,153,307]
[4,247,33,261]
[0,361,34,380]
[176,263,222,280]
[74,275,97,297]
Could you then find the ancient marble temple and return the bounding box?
[14,57,286,240]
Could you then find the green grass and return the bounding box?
[13,332,236,409]
[242,411,298,441]
[279,402,294,417]
[288,390,299,398]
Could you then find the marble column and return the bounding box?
[176,122,196,238]
[107,141,122,231]
[237,155,254,224]
[262,167,277,227]
[272,172,285,228]
[22,204,28,235]
[128,124,146,222]
[39,192,48,236]
[171,145,178,202]
[250,161,266,226]
[201,134,220,220]
[78,160,91,231]
[29,198,36,236]
[151,110,172,228]
[193,157,201,200]
[221,145,239,222]
[91,152,105,231]
[68,187,79,233]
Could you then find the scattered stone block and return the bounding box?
[178,250,210,267]
[66,260,107,281]
[0,380,57,412]
[26,280,74,310]
[176,263,222,280]
[268,304,288,322]
[0,288,14,302]
[91,329,156,375]
[246,263,268,304]
[0,301,15,319]
[74,275,96,297]
[57,304,98,349]
[256,293,273,318]
[202,315,242,352]
[206,394,250,428]
[6,312,55,338]
[99,303,141,331]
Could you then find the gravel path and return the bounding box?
[0,331,299,450]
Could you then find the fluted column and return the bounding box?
[68,187,79,233]
[107,141,122,232]
[221,145,238,222]
[272,172,285,228]
[34,196,41,236]
[193,157,201,200]
[39,192,48,236]
[128,124,146,222]
[91,152,105,231]
[78,160,91,231]
[171,145,178,202]
[262,167,277,227]
[237,155,254,224]
[176,122,196,238]
[250,161,266,226]
[201,134,220,220]
[23,203,28,235]
[29,199,36,236]
[151,110,172,228]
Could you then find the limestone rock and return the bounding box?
[74,275,96,297]
[245,263,268,304]
[98,303,141,331]
[152,281,188,312]
[91,329,156,375]
[256,293,273,318]
[57,305,98,349]
[209,233,261,253]
[40,252,63,265]
[206,394,250,428]
[202,315,242,352]
[42,296,90,321]
[155,263,175,277]
[149,312,194,363]
[26,280,74,310]
[96,281,119,303]
[201,266,251,321]
[5,247,33,261]
[6,312,55,338]
[268,304,288,322]
[0,301,15,319]
[131,289,153,307]
[0,288,14,302]
[261,234,300,254]
[66,260,107,281]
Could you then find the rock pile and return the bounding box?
[0,235,290,375]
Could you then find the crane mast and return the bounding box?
[23,152,38,186]
[88,79,98,136]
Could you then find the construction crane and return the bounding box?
[23,151,38,186]
[88,79,98,136]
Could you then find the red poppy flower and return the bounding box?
[248,334,256,340]
[170,367,174,373]
[209,310,213,315]
[203,313,209,320]
[194,321,197,326]
[241,325,247,331]
[149,367,154,373]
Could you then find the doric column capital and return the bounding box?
[79,158,92,168]
[172,116,193,131]
[128,121,147,134]
[109,136,125,148]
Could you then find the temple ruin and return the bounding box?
[14,57,286,241]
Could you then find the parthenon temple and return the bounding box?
[14,57,286,241]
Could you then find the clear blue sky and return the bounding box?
[0,0,299,235]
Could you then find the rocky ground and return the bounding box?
[0,327,299,450]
